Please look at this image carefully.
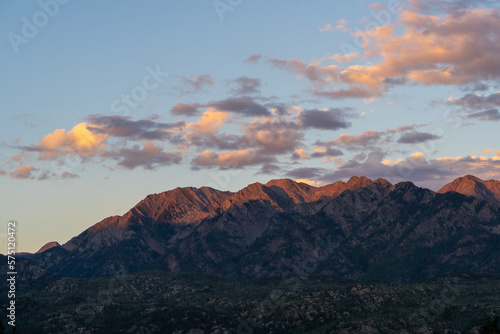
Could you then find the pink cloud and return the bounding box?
[9,165,36,179]
[268,8,500,99]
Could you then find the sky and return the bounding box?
[1,0,500,252]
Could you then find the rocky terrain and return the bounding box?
[4,271,499,333]
[26,175,500,283]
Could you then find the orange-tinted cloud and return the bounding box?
[187,109,229,136]
[9,165,35,179]
[331,130,382,146]
[193,148,274,167]
[269,8,500,99]
[11,153,24,162]
[34,122,108,160]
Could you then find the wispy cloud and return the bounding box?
[467,109,500,122]
[228,76,262,95]
[176,74,214,94]
[9,165,36,179]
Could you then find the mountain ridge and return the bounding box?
[27,175,500,282]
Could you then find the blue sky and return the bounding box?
[1,0,500,252]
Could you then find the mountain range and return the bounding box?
[26,175,500,282]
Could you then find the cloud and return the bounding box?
[299,108,352,130]
[319,24,334,32]
[9,165,35,179]
[171,98,271,117]
[329,130,383,147]
[267,103,290,116]
[258,163,281,174]
[23,123,108,160]
[267,57,339,84]
[453,92,500,110]
[409,0,498,14]
[267,7,500,99]
[183,109,246,151]
[104,141,182,170]
[328,52,360,64]
[292,148,310,160]
[387,124,427,134]
[286,167,323,180]
[366,9,500,85]
[7,165,79,181]
[186,109,229,136]
[312,126,439,154]
[319,19,350,33]
[312,87,376,100]
[310,145,344,159]
[267,57,291,70]
[178,74,214,94]
[320,151,500,191]
[397,131,442,144]
[188,113,306,164]
[61,171,80,179]
[467,81,490,92]
[209,97,270,116]
[85,115,185,141]
[467,109,500,121]
[229,76,262,95]
[170,102,203,116]
[193,149,274,168]
[243,118,304,154]
[11,153,24,162]
[245,54,263,63]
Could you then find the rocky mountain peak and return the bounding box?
[265,179,317,204]
[35,241,61,254]
[315,176,390,199]
[346,175,373,188]
[438,175,500,203]
[221,182,284,210]
[130,186,233,224]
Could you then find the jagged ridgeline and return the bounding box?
[23,175,500,282]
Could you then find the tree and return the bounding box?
[480,316,500,334]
